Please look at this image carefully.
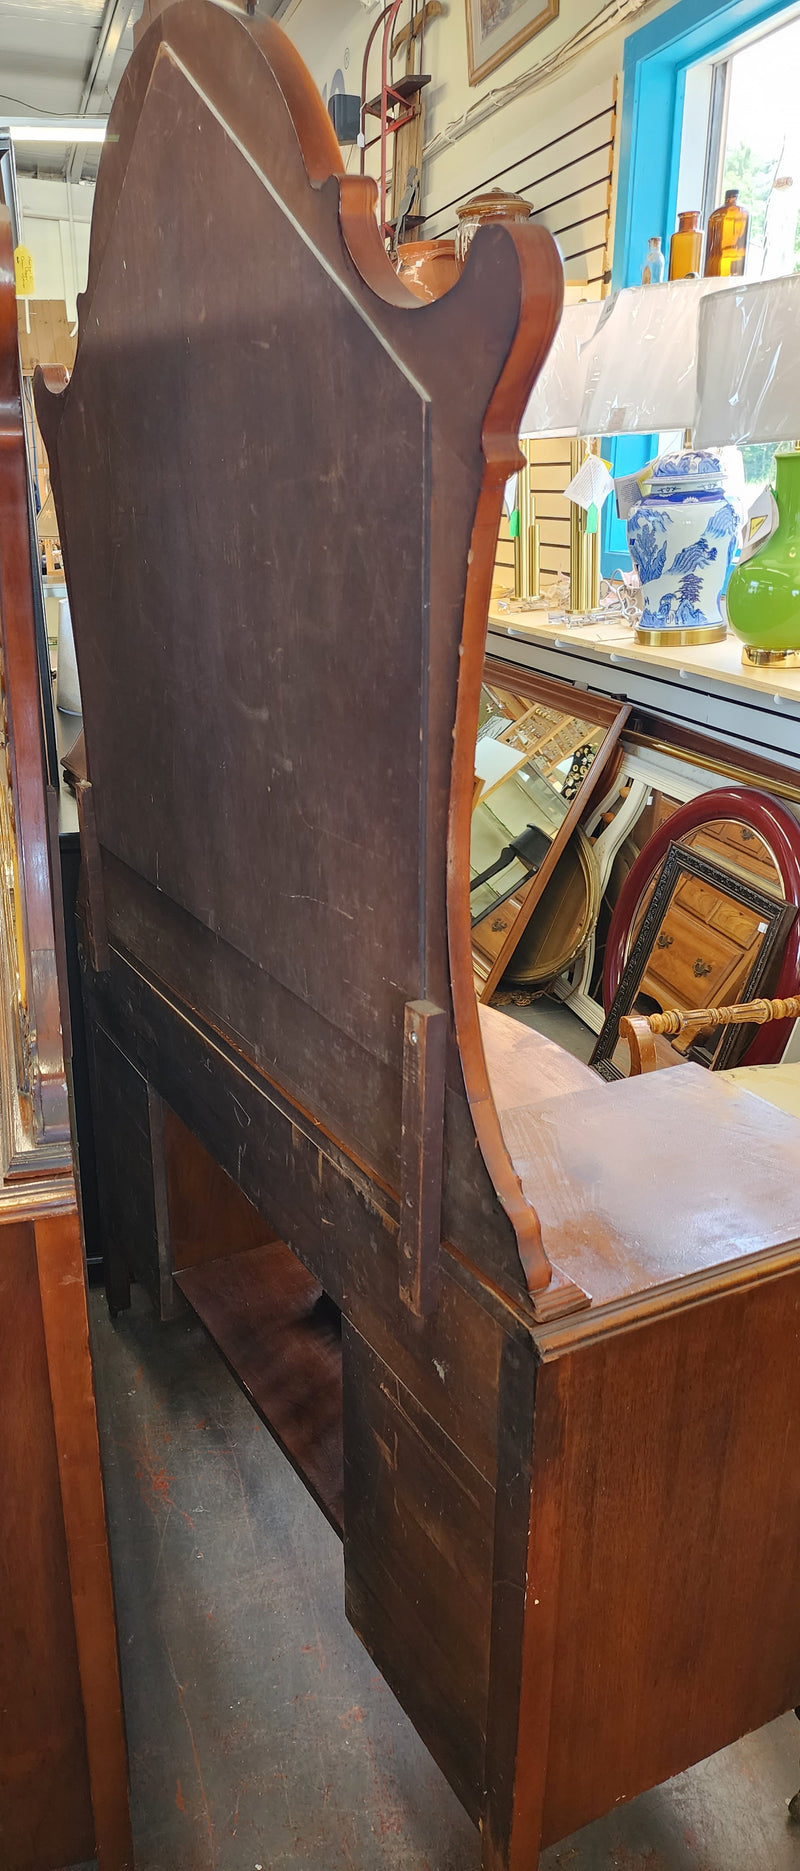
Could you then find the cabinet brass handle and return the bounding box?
[693,959,713,978]
[656,932,674,950]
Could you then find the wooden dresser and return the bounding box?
[0,210,131,1871]
[640,864,769,1014]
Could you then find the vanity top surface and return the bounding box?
[479,1005,800,1314]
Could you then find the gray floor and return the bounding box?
[89,1287,800,1871]
[499,992,597,1063]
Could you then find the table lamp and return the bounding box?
[577,279,740,649]
[518,300,603,614]
[695,273,800,667]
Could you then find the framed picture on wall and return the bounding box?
[466,0,560,85]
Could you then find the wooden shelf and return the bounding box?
[387,213,425,236]
[364,73,430,117]
[176,1239,344,1534]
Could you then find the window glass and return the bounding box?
[718,14,800,277]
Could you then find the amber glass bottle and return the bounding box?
[669,211,703,279]
[704,189,749,276]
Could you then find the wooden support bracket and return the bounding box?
[399,999,446,1317]
[75,779,110,974]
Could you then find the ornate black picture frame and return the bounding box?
[590,841,798,1082]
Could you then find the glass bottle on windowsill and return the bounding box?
[641,236,665,284]
[669,211,703,280]
[704,189,749,277]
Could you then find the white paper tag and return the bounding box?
[614,460,657,521]
[737,485,779,566]
[564,454,615,513]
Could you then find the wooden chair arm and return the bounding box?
[620,994,800,1076]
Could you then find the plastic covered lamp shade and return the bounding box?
[694,274,800,448]
[518,300,602,438]
[578,279,727,438]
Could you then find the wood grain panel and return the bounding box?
[501,1063,800,1310]
[164,1104,268,1271]
[0,1220,94,1871]
[17,299,77,374]
[39,0,574,1323]
[343,1322,495,1820]
[34,1210,132,1871]
[178,1239,344,1532]
[479,1003,594,1117]
[541,1269,800,1843]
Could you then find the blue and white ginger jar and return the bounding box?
[626,451,741,638]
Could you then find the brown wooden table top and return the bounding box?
[501,1064,800,1315]
[478,1003,595,1116]
[478,1006,800,1319]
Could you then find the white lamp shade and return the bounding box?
[694,273,800,447]
[519,300,602,438]
[578,279,728,437]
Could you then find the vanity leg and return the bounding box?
[88,1020,177,1319]
[481,1341,568,1871]
[105,1238,131,1318]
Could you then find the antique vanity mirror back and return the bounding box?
[34,7,800,1869]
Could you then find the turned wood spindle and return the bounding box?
[621,994,800,1075]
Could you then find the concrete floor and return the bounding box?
[500,993,597,1063]
[89,1286,800,1871]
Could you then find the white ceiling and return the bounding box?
[0,0,293,180]
[0,0,139,178]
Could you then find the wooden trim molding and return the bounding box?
[35,1211,133,1870]
[446,221,590,1319]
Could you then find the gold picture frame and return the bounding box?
[466,0,560,85]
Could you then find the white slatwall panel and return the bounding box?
[421,82,617,290]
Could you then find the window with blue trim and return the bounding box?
[602,0,800,573]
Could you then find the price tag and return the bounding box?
[738,485,779,566]
[14,244,35,298]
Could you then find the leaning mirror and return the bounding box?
[471,661,628,1001]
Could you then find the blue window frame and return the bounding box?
[601,0,799,572]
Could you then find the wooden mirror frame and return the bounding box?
[473,656,628,1001]
[591,841,798,1080]
[603,787,800,1068]
[0,215,72,1177]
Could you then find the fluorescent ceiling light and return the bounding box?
[5,122,108,144]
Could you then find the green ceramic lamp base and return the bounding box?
[727,450,800,659]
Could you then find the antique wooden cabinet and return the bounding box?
[0,212,131,1871]
[37,7,800,1866]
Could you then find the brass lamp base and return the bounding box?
[636,624,727,649]
[741,644,800,669]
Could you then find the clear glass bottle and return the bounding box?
[669,210,703,280]
[704,189,749,277]
[641,236,665,284]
